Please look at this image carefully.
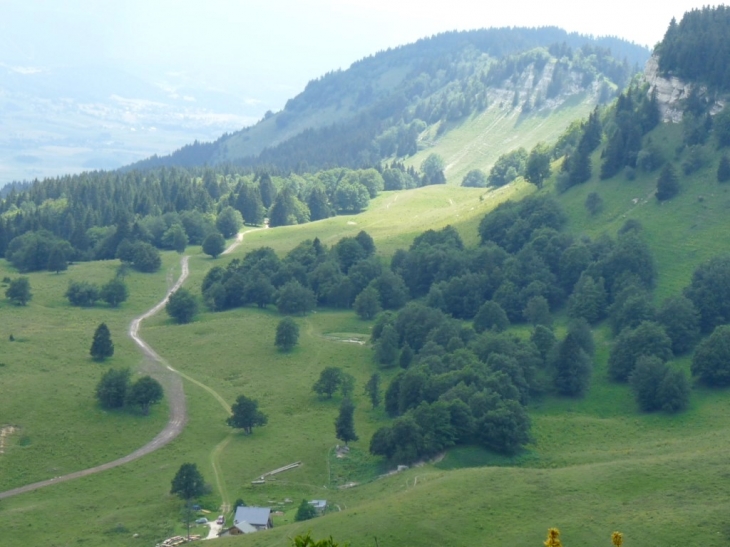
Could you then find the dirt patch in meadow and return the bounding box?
[0,426,17,454]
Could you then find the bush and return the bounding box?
[66,281,100,307]
[461,169,488,188]
[166,288,198,324]
[5,277,32,306]
[100,278,129,307]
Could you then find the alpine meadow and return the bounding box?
[5,8,730,547]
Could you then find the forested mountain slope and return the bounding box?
[128,27,649,173]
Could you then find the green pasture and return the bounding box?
[406,95,596,185]
[4,120,730,546]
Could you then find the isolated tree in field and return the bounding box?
[127,375,164,415]
[202,232,226,258]
[90,322,114,361]
[364,373,381,408]
[5,277,32,306]
[47,246,68,273]
[656,163,679,201]
[275,317,299,352]
[295,499,317,522]
[525,144,551,188]
[611,531,624,547]
[584,192,603,215]
[171,462,207,539]
[166,288,198,324]
[95,367,130,409]
[340,372,355,398]
[100,277,128,307]
[335,398,358,446]
[313,367,343,399]
[227,394,268,434]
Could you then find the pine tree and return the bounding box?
[90,322,114,361]
[554,332,592,397]
[656,163,680,201]
[364,373,381,408]
[335,398,358,446]
[717,155,730,182]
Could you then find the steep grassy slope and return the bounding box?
[407,91,595,185]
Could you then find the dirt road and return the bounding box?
[0,256,190,501]
[0,228,262,501]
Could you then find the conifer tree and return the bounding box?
[364,373,381,408]
[90,322,114,361]
[656,163,679,201]
[717,155,730,182]
[335,398,358,446]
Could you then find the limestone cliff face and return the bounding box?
[644,55,691,123]
[644,54,724,123]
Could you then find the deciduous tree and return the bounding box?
[127,375,164,415]
[275,317,299,352]
[227,394,268,434]
[95,367,130,409]
[166,288,198,324]
[5,276,32,306]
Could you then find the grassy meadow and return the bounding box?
[3,120,730,546]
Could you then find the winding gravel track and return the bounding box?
[0,229,263,502]
[0,257,191,501]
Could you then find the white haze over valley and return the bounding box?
[0,0,717,184]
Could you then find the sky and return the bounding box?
[0,0,721,111]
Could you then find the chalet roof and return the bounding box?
[234,506,271,527]
[233,521,258,534]
[309,500,327,510]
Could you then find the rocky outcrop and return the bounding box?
[644,55,691,123]
[644,54,724,123]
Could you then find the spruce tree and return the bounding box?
[364,373,381,408]
[554,332,592,397]
[656,163,679,201]
[90,322,114,361]
[335,398,358,446]
[717,155,730,183]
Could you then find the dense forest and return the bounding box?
[656,6,730,91]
